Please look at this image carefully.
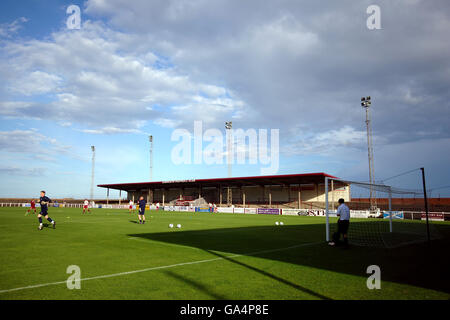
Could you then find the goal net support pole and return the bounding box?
[389,187,393,233]
[325,177,330,242]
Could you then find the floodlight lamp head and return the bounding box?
[367,96,371,101]
[149,135,153,142]
[91,146,95,151]
[361,97,366,102]
[225,121,232,129]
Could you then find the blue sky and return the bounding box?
[1,0,449,199]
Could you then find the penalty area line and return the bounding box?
[0,241,322,294]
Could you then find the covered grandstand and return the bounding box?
[98,173,350,209]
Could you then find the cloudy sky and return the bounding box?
[0,0,449,198]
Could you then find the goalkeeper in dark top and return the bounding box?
[36,190,56,230]
[138,196,146,224]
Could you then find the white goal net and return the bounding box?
[324,177,442,248]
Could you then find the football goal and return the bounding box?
[324,177,441,248]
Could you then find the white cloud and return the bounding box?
[0,20,244,131]
[0,17,27,38]
[80,127,142,135]
[0,129,72,158]
[0,166,46,176]
[9,71,62,96]
[284,126,368,156]
[153,118,182,128]
[246,14,319,57]
[402,89,423,105]
[59,121,72,127]
[0,101,37,117]
[82,0,450,146]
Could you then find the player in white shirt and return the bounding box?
[129,200,134,214]
[82,199,91,214]
[329,198,350,248]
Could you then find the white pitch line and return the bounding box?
[0,241,322,294]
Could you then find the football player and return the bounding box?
[25,199,37,216]
[129,199,134,214]
[138,196,146,224]
[82,199,91,214]
[36,191,55,230]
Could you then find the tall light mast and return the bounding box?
[225,121,233,206]
[361,96,377,211]
[90,146,95,201]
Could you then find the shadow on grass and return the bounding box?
[129,221,450,296]
[164,270,228,300]
[40,223,56,228]
[205,249,332,300]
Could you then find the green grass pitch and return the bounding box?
[0,207,449,300]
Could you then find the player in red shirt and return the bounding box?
[82,199,91,214]
[25,199,37,216]
[129,200,135,214]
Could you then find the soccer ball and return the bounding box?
[176,224,181,228]
[169,224,174,228]
[275,221,279,225]
[280,222,284,226]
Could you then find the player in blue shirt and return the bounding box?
[138,196,147,224]
[36,190,56,230]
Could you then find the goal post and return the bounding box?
[324,176,441,248]
[325,177,397,245]
[325,177,393,241]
